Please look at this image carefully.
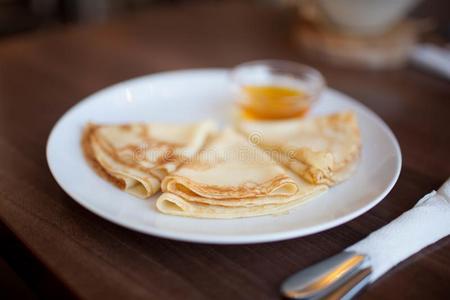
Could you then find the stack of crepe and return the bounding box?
[82,120,216,198]
[82,111,361,219]
[236,111,361,186]
[156,129,327,218]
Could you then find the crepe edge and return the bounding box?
[234,111,362,187]
[81,123,127,191]
[162,174,298,201]
[82,124,160,198]
[155,186,327,219]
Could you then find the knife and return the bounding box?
[281,251,371,299]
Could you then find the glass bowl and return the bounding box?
[230,60,325,120]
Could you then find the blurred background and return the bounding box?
[0,0,448,37]
[0,0,447,34]
[0,0,449,74]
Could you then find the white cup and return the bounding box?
[318,0,420,35]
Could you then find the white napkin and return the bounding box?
[410,44,450,81]
[347,177,450,282]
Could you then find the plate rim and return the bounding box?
[46,68,402,244]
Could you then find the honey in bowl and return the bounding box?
[231,60,324,121]
[238,85,311,120]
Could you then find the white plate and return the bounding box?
[47,69,401,244]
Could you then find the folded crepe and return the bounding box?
[236,111,361,186]
[156,128,327,218]
[82,120,217,198]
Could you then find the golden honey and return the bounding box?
[238,85,310,120]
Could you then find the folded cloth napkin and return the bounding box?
[347,177,450,282]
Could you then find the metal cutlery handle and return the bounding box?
[281,251,370,299]
[321,267,372,300]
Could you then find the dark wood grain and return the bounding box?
[0,2,449,299]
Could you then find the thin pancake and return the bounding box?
[82,120,217,198]
[156,128,327,218]
[157,186,325,219]
[236,111,361,185]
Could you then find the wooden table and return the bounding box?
[0,2,449,299]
